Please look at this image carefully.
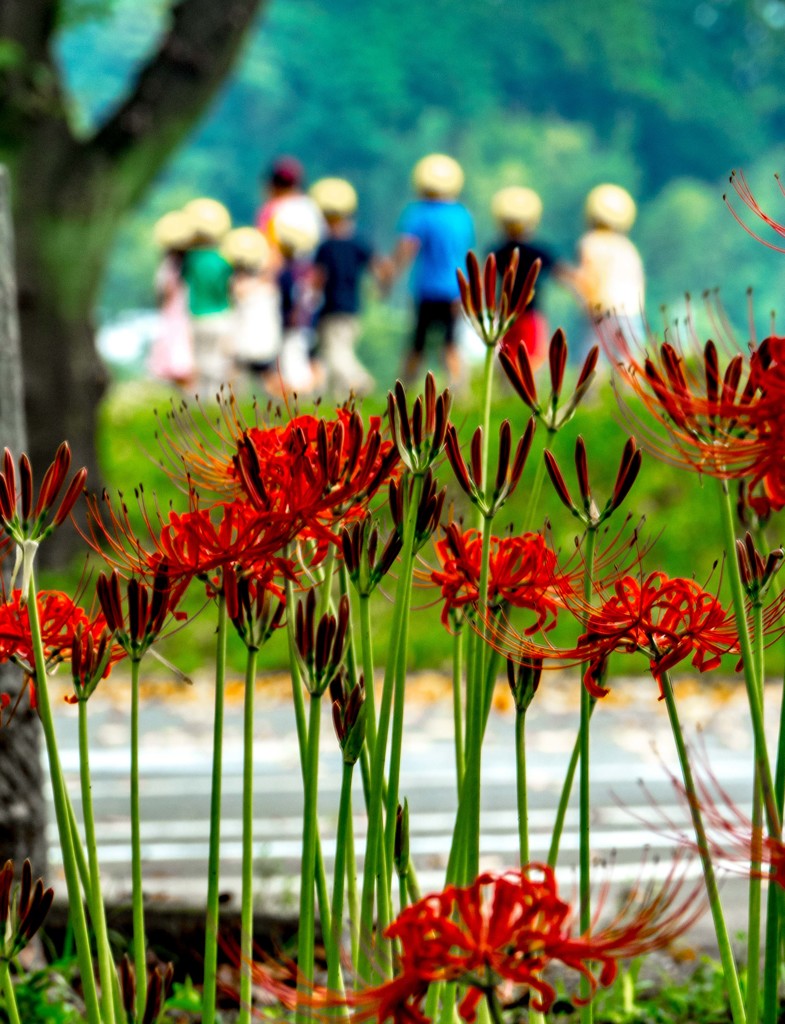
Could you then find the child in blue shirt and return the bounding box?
[393,154,474,385]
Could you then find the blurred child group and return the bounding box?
[149,153,645,398]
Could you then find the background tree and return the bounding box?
[0,0,265,550]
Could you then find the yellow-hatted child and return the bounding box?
[180,197,234,394]
[272,202,323,394]
[310,177,388,398]
[569,183,645,363]
[222,227,282,396]
[490,186,566,373]
[392,154,474,386]
[149,210,196,388]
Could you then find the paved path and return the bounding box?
[45,672,770,940]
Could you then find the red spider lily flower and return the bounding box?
[0,443,87,546]
[387,374,451,474]
[488,549,785,700]
[119,954,175,1024]
[544,435,642,529]
[86,492,292,590]
[735,532,783,603]
[0,590,96,674]
[0,859,54,960]
[634,752,785,890]
[235,408,399,545]
[445,418,535,518]
[97,567,187,661]
[499,328,598,432]
[223,561,287,651]
[295,591,351,696]
[65,622,124,703]
[506,657,542,713]
[428,524,567,631]
[725,169,785,254]
[457,250,540,347]
[390,469,447,554]
[341,514,403,597]
[330,672,366,765]
[245,862,701,1019]
[576,573,739,698]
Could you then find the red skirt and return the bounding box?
[500,311,549,371]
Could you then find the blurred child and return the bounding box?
[309,177,384,398]
[257,157,324,270]
[149,210,195,388]
[222,227,282,395]
[490,186,563,373]
[569,183,645,362]
[180,198,234,395]
[272,202,323,394]
[392,154,474,386]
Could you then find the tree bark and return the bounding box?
[0,165,46,876]
[1,0,266,562]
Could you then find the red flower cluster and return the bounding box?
[250,863,700,1020]
[578,573,738,697]
[429,525,566,630]
[0,590,120,706]
[235,408,398,544]
[491,568,763,700]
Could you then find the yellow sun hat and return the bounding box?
[412,154,465,198]
[182,197,232,244]
[221,227,271,271]
[585,184,637,232]
[309,177,358,217]
[490,187,543,230]
[153,210,195,250]
[271,198,322,256]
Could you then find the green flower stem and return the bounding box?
[763,653,785,1024]
[66,790,93,902]
[78,699,117,1024]
[345,802,360,968]
[319,545,338,618]
[327,760,354,997]
[297,694,323,1024]
[239,645,259,1024]
[479,343,496,520]
[718,480,780,836]
[67,791,129,1022]
[515,707,529,865]
[445,626,478,885]
[26,573,101,1024]
[524,446,548,533]
[0,960,21,1024]
[358,471,423,982]
[746,602,764,1024]
[660,670,746,1024]
[284,571,332,937]
[465,516,494,883]
[578,527,597,1024]
[130,656,147,1017]
[481,646,502,732]
[339,565,360,687]
[383,579,415,885]
[546,697,598,868]
[452,626,465,797]
[485,988,506,1024]
[358,593,378,753]
[202,593,228,1024]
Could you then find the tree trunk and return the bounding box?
[0,165,46,875]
